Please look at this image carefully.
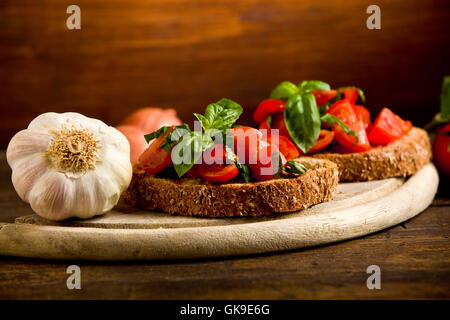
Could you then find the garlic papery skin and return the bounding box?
[7,112,132,221]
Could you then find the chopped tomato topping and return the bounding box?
[202,144,228,165]
[339,87,360,104]
[231,126,262,164]
[253,99,286,122]
[263,134,299,160]
[138,126,175,174]
[326,99,371,152]
[368,108,410,146]
[352,105,371,130]
[271,112,291,139]
[198,163,239,183]
[299,130,335,154]
[248,144,286,181]
[311,89,337,107]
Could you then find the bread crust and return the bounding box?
[123,158,339,217]
[309,127,431,181]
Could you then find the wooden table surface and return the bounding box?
[0,151,449,299]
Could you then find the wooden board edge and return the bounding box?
[0,164,439,261]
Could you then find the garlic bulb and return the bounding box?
[7,112,132,221]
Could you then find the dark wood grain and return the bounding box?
[0,151,449,299]
[1,0,450,147]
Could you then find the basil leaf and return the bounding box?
[283,161,307,175]
[235,161,252,182]
[171,131,214,177]
[298,80,331,93]
[144,126,172,143]
[284,93,321,153]
[440,76,450,117]
[194,98,243,131]
[320,114,359,143]
[270,81,299,99]
[160,124,191,152]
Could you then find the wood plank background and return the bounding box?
[0,0,449,148]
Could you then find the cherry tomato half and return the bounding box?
[299,130,335,154]
[368,108,409,146]
[433,124,450,178]
[198,163,239,183]
[253,99,286,123]
[138,126,175,174]
[311,89,337,107]
[202,143,228,165]
[231,126,262,164]
[263,134,300,160]
[248,144,286,181]
[326,99,371,152]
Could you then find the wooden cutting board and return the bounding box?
[0,164,439,261]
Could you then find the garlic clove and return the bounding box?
[28,112,65,132]
[28,171,75,221]
[7,129,52,167]
[11,154,49,202]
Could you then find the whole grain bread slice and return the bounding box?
[308,127,431,181]
[122,158,339,217]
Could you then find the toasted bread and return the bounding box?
[122,158,338,217]
[308,127,431,181]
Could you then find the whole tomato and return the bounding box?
[433,124,450,178]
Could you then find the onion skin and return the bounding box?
[117,108,182,164]
[120,108,182,133]
[116,125,149,165]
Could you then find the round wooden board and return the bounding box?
[0,164,439,261]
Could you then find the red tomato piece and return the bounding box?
[339,87,360,104]
[327,100,371,152]
[299,130,335,154]
[248,144,286,181]
[202,144,228,165]
[263,134,300,160]
[259,120,270,131]
[198,163,239,183]
[271,113,291,139]
[433,124,450,178]
[311,89,337,107]
[253,99,286,122]
[352,105,372,130]
[368,108,410,146]
[138,126,175,174]
[231,126,262,164]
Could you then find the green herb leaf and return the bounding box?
[194,98,243,131]
[284,93,322,153]
[298,80,331,93]
[171,131,214,177]
[440,76,450,117]
[235,161,252,182]
[320,114,359,143]
[160,124,191,152]
[144,126,172,143]
[270,81,299,99]
[283,161,308,175]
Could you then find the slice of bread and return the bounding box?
[308,127,431,181]
[122,158,339,217]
